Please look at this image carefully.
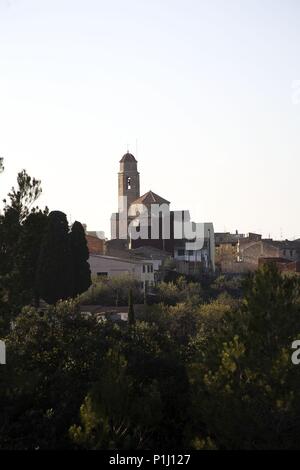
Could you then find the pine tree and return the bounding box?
[128,288,135,326]
[0,169,44,314]
[69,221,91,297]
[36,211,72,304]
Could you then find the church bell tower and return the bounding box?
[118,152,140,212]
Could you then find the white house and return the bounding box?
[88,254,155,292]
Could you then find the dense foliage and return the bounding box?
[80,275,144,306]
[1,165,300,449]
[0,166,91,333]
[0,264,300,449]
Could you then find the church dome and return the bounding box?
[120,152,137,163]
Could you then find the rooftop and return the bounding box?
[120,152,137,163]
[131,190,170,206]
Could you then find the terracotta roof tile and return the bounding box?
[131,190,170,206]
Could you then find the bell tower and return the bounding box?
[118,152,140,212]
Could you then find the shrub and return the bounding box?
[80,274,144,306]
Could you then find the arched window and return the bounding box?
[127,177,131,189]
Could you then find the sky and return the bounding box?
[0,0,300,239]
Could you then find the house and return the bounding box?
[215,231,245,273]
[86,232,106,255]
[104,244,169,282]
[237,235,300,272]
[88,254,155,292]
[174,222,215,274]
[82,225,106,255]
[214,231,300,274]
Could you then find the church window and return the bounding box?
[127,177,131,189]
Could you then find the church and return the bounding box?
[110,152,216,273]
[111,151,173,251]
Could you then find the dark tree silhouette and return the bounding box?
[69,221,91,297]
[16,210,49,306]
[36,211,72,304]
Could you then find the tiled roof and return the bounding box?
[131,190,170,206]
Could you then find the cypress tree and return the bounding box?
[69,221,91,297]
[36,211,72,304]
[16,210,48,306]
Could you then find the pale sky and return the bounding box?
[1,0,300,239]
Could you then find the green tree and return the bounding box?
[80,274,143,306]
[241,263,300,361]
[70,348,162,450]
[69,221,91,297]
[36,211,72,304]
[15,209,49,306]
[0,170,44,326]
[188,264,300,449]
[70,321,190,450]
[128,288,135,326]
[3,169,42,222]
[0,300,108,449]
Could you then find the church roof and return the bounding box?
[131,190,170,206]
[120,152,137,163]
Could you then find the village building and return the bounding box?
[110,152,216,274]
[88,253,155,292]
[238,235,300,272]
[85,231,106,255]
[215,231,300,273]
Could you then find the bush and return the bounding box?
[0,299,110,449]
[210,274,244,299]
[156,276,203,306]
[79,274,144,306]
